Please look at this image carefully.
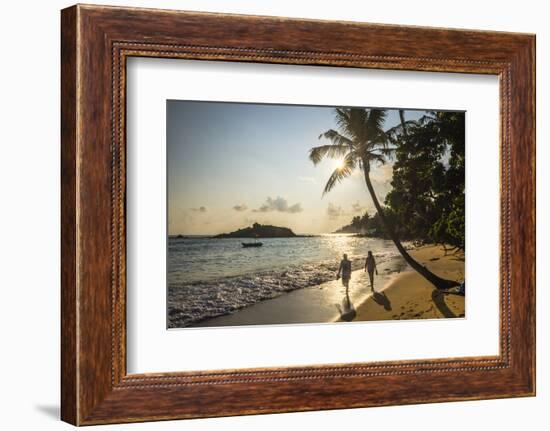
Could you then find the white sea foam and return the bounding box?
[167,236,405,327]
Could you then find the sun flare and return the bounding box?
[334,158,345,170]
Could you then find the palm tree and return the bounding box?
[310,108,458,289]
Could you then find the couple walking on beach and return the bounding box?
[336,251,378,292]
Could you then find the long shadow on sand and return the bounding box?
[372,291,392,311]
[336,289,357,322]
[431,289,460,318]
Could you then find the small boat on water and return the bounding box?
[242,242,263,248]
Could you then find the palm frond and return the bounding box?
[420,111,437,124]
[366,109,388,134]
[376,147,397,156]
[322,153,356,195]
[370,130,390,148]
[385,120,418,137]
[371,154,387,165]
[349,109,369,142]
[334,108,357,141]
[356,140,392,160]
[318,129,354,147]
[309,144,351,165]
[313,106,393,193]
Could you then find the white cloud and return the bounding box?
[253,196,303,214]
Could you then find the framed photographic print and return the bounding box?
[61,4,535,425]
[164,101,466,330]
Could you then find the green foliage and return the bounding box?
[335,208,410,240]
[385,111,465,249]
[312,108,464,289]
[311,108,465,251]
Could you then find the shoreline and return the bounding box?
[167,236,405,328]
[170,233,379,239]
[189,251,410,328]
[188,244,464,328]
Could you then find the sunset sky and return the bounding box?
[167,101,425,235]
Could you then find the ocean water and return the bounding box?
[167,234,403,327]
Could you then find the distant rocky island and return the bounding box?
[214,223,297,238]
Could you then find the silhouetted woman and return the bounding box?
[364,250,378,292]
[337,253,352,290]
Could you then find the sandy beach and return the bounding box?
[350,245,465,322]
[167,103,467,330]
[189,244,464,328]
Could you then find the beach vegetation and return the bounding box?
[385,111,465,251]
[310,108,460,289]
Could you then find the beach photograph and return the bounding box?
[167,101,465,328]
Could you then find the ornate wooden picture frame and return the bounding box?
[61,4,535,425]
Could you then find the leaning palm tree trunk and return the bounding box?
[361,158,459,289]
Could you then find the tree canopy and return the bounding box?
[385,111,465,250]
[311,107,462,289]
